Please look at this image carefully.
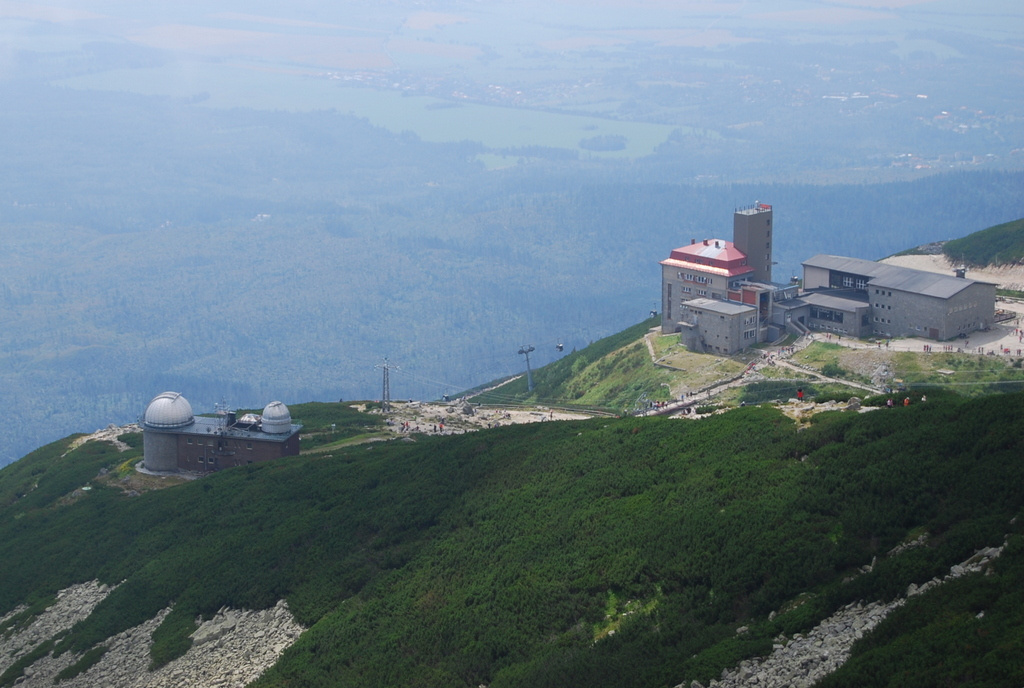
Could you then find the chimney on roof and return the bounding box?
[715,241,720,248]
[703,239,709,246]
[691,239,696,244]
[954,266,967,279]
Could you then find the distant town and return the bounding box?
[314,67,1019,172]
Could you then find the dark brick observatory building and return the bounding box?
[142,392,301,473]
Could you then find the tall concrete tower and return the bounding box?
[732,202,773,284]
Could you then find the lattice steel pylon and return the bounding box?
[376,357,396,413]
[518,345,535,392]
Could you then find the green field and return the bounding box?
[55,64,679,162]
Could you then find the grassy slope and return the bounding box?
[1,391,1023,687]
[791,341,1024,397]
[467,316,667,411]
[942,217,1024,266]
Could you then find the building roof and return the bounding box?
[661,258,755,278]
[802,254,992,299]
[143,394,301,440]
[144,392,195,428]
[785,290,870,312]
[681,298,756,316]
[662,239,755,278]
[261,401,293,434]
[167,416,301,442]
[735,202,773,216]
[668,239,747,264]
[868,269,986,299]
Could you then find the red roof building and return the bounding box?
[660,238,756,331]
[659,204,778,350]
[661,238,756,279]
[660,204,775,343]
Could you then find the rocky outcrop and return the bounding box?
[1,584,304,688]
[692,599,901,688]
[680,542,1006,688]
[0,581,112,676]
[2,542,1006,688]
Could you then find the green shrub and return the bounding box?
[54,645,108,682]
[149,607,198,669]
[821,361,847,377]
[1,392,1023,688]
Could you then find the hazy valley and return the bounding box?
[3,0,1024,464]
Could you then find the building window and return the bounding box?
[186,438,192,444]
[697,289,707,296]
[246,442,253,449]
[811,306,844,323]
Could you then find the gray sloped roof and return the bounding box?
[799,290,870,311]
[681,297,756,316]
[802,254,992,299]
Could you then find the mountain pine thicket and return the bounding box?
[1,382,1022,687]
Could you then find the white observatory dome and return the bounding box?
[261,401,292,434]
[144,392,195,428]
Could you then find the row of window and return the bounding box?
[810,306,844,323]
[186,437,253,449]
[948,302,978,314]
[674,271,712,284]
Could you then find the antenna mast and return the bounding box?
[518,345,536,392]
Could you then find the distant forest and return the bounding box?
[1,83,1023,465]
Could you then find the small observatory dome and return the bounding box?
[144,391,195,429]
[261,401,292,434]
